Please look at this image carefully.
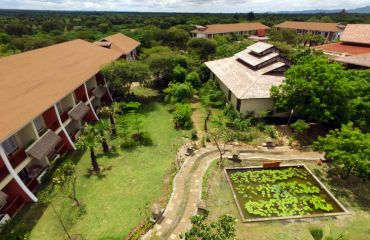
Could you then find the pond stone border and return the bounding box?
[224,164,350,223]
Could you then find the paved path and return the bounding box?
[142,146,324,240]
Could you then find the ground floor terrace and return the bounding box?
[0,73,112,220]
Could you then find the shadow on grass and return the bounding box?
[315,165,370,211]
[96,145,120,159]
[82,169,110,180]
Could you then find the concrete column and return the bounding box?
[84,83,99,121]
[0,145,38,202]
[103,76,114,102]
[30,120,40,139]
[54,104,76,150]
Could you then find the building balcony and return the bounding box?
[87,87,96,99]
[0,194,24,217]
[8,149,27,170]
[0,166,9,184]
[59,110,71,123]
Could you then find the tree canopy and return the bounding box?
[102,60,151,96]
[271,55,370,131]
[313,123,370,179]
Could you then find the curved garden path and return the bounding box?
[142,145,324,240]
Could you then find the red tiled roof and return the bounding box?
[314,42,370,56]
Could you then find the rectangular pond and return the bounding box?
[225,164,349,222]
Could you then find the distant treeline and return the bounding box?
[0,10,369,56]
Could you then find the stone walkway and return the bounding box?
[142,145,324,240]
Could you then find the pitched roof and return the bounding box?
[314,42,370,56]
[236,49,279,66]
[99,33,140,55]
[205,42,286,99]
[247,42,274,54]
[274,21,342,32]
[335,53,370,68]
[206,57,284,99]
[192,22,270,34]
[340,24,370,45]
[0,39,121,142]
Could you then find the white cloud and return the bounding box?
[0,0,369,12]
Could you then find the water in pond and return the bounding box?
[226,166,343,219]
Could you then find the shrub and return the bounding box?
[164,82,194,104]
[139,132,153,146]
[235,132,255,142]
[224,104,240,121]
[0,222,30,240]
[185,71,201,87]
[231,118,251,131]
[121,138,138,149]
[201,136,206,147]
[171,64,187,82]
[191,130,198,140]
[264,125,277,139]
[291,119,310,135]
[255,121,266,132]
[199,80,225,108]
[173,103,193,129]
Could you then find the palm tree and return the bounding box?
[101,102,122,136]
[76,125,102,173]
[94,119,111,153]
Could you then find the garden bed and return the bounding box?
[224,164,349,222]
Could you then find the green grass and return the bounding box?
[9,102,190,240]
[203,160,370,240]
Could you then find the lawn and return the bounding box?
[203,160,370,240]
[8,101,190,240]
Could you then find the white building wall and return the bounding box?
[196,33,207,38]
[240,98,274,117]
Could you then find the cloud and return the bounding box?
[0,0,369,12]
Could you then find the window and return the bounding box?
[34,117,45,133]
[236,99,241,112]
[56,102,64,114]
[2,136,18,155]
[228,90,231,101]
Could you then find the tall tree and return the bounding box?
[101,102,122,136]
[102,61,151,96]
[76,125,102,173]
[209,120,236,169]
[93,119,111,153]
[52,161,81,206]
[313,123,370,179]
[187,38,217,61]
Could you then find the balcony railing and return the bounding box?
[26,178,39,193]
[60,111,69,123]
[48,120,60,132]
[0,195,24,217]
[8,149,27,169]
[0,167,9,183]
[87,87,96,98]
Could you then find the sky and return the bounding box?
[0,0,369,13]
